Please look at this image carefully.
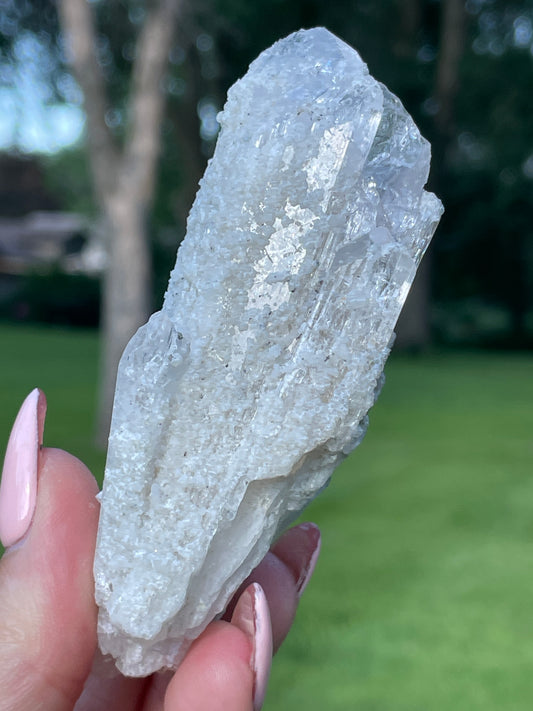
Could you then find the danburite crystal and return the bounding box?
[94,27,443,676]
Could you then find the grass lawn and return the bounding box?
[1,322,533,709]
[0,323,106,477]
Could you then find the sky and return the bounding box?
[0,90,85,153]
[0,32,85,153]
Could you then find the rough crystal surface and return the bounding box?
[94,27,443,676]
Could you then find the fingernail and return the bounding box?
[273,522,321,598]
[231,582,272,711]
[0,389,46,548]
[294,523,321,597]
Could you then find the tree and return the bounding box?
[56,0,182,444]
[4,0,533,364]
[397,0,467,349]
[432,0,533,346]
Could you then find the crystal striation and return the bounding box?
[94,27,443,677]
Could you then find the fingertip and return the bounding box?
[165,621,255,711]
[271,522,321,598]
[222,522,321,659]
[231,584,272,711]
[0,447,100,707]
[33,448,100,642]
[38,446,100,521]
[0,388,46,548]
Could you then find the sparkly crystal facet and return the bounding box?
[94,27,443,677]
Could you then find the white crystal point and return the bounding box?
[94,27,443,676]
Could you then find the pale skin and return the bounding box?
[0,445,320,711]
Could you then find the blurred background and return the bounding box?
[1,1,533,709]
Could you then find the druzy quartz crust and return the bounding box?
[94,27,443,676]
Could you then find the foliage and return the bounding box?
[41,148,96,217]
[0,268,100,327]
[434,1,533,346]
[2,0,533,345]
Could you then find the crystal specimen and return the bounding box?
[94,27,443,677]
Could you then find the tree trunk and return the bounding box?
[507,230,528,347]
[435,0,466,138]
[392,0,431,350]
[395,252,432,351]
[97,196,152,444]
[397,0,466,350]
[57,0,181,446]
[394,0,422,58]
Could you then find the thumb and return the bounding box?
[0,390,100,711]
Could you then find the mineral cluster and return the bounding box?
[94,27,443,676]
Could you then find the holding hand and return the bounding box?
[0,390,320,710]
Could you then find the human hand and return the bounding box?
[0,390,321,711]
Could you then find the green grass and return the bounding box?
[269,353,533,710]
[1,324,532,709]
[0,323,106,477]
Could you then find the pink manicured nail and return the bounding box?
[231,582,272,711]
[0,389,46,548]
[294,522,321,598]
[272,521,322,598]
